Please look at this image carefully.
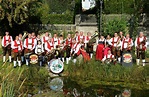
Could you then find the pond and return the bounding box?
[31,77,149,97]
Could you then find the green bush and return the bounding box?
[103,18,128,36]
[67,59,148,88]
[48,13,73,24]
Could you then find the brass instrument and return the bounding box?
[88,31,99,44]
[22,31,28,42]
[127,41,131,50]
[116,37,121,50]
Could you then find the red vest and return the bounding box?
[47,42,53,50]
[112,37,119,47]
[13,40,22,53]
[26,38,34,48]
[4,36,11,47]
[43,36,48,43]
[106,54,113,59]
[122,38,131,50]
[66,38,72,47]
[78,35,85,41]
[137,36,146,50]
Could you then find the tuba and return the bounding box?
[88,31,99,44]
[22,31,28,42]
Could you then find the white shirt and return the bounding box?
[74,43,82,54]
[24,38,36,50]
[45,41,53,52]
[42,36,49,44]
[53,37,58,49]
[11,40,23,51]
[121,38,133,49]
[35,44,44,54]
[71,43,78,53]
[2,35,13,47]
[109,37,121,47]
[135,36,148,47]
[105,39,111,45]
[102,54,114,62]
[96,38,105,44]
[85,36,91,43]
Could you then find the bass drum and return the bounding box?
[48,59,64,74]
[29,54,38,64]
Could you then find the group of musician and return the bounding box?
[1,30,148,67]
[97,31,147,66]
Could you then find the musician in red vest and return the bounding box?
[52,33,59,49]
[77,31,85,42]
[121,34,133,52]
[102,49,114,63]
[24,33,36,65]
[110,32,121,63]
[119,31,125,41]
[65,34,72,64]
[135,32,148,66]
[31,32,37,48]
[45,37,54,64]
[42,32,49,44]
[72,39,90,63]
[2,31,13,63]
[11,36,23,67]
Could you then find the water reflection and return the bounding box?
[46,77,149,97]
[49,77,63,91]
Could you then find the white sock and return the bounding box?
[90,53,93,58]
[26,59,29,66]
[136,59,140,65]
[13,61,17,67]
[3,56,6,62]
[18,61,21,67]
[58,58,61,60]
[142,59,145,66]
[47,62,50,66]
[9,56,12,62]
[73,59,77,64]
[69,57,71,61]
[66,58,69,64]
[118,57,121,63]
[62,57,65,62]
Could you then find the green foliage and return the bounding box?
[103,17,128,36]
[0,0,39,26]
[67,59,148,87]
[1,81,15,97]
[104,0,135,14]
[48,13,73,24]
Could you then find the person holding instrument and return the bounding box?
[24,33,36,66]
[11,36,23,67]
[135,32,147,66]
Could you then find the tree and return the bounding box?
[0,0,39,27]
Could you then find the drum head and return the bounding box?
[48,59,64,74]
[122,52,133,67]
[49,77,63,91]
[29,54,38,64]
